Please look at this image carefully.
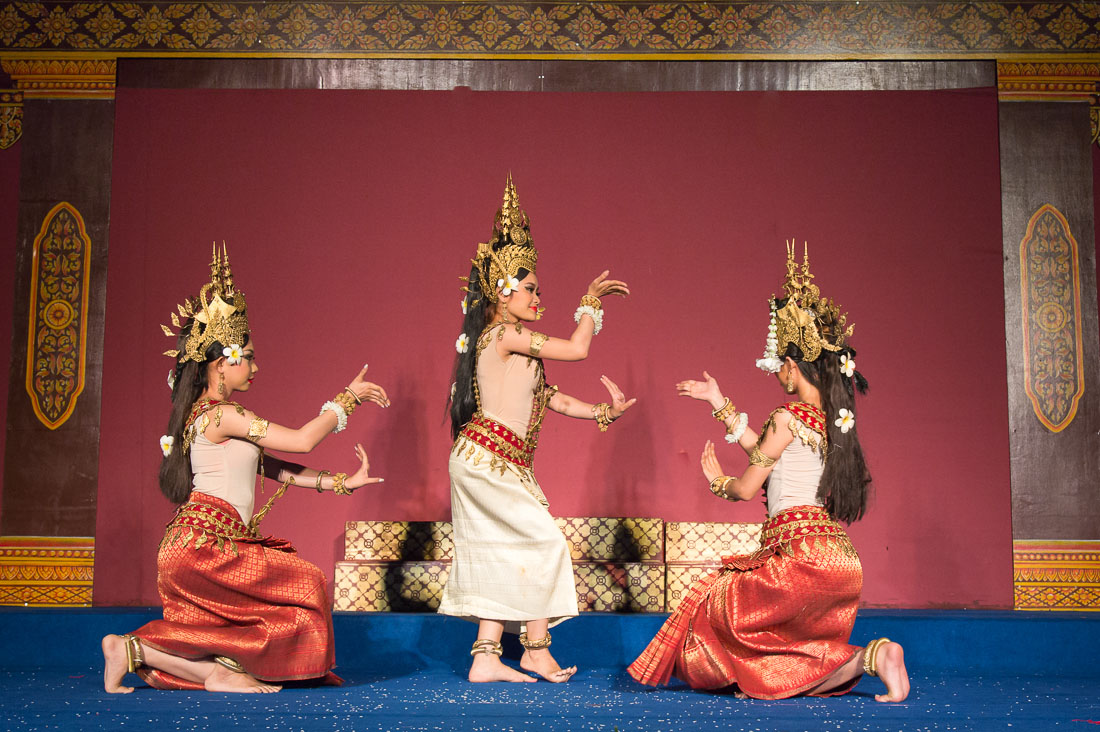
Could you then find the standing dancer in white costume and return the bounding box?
[441,176,635,683]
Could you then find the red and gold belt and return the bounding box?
[458,414,535,468]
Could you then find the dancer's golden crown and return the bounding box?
[162,243,250,363]
[466,174,539,305]
[760,241,854,370]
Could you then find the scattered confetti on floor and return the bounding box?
[3,667,1098,731]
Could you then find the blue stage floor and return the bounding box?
[2,609,1098,731]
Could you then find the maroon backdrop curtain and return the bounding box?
[95,87,1010,608]
[0,140,20,511]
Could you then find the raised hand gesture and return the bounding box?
[700,440,724,483]
[347,364,390,408]
[601,375,637,419]
[587,270,630,299]
[346,443,385,490]
[676,370,723,408]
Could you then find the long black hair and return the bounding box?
[448,257,532,439]
[158,322,249,504]
[784,342,871,524]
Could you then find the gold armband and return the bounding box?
[580,294,602,311]
[315,470,331,494]
[529,331,548,357]
[332,472,351,495]
[749,446,777,468]
[246,416,269,443]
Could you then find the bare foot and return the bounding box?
[520,648,577,683]
[469,653,537,682]
[204,664,282,693]
[101,635,135,694]
[874,642,910,702]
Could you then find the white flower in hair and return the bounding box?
[455,333,469,354]
[223,343,243,365]
[834,408,855,434]
[159,435,174,457]
[498,276,520,296]
[461,298,468,315]
[840,354,856,378]
[167,369,176,391]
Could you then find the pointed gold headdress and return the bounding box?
[756,240,854,372]
[162,243,250,363]
[463,175,539,306]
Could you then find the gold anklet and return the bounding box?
[862,637,890,677]
[214,655,246,673]
[518,632,552,650]
[121,634,145,673]
[470,639,503,657]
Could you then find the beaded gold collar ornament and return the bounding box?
[462,174,539,307]
[756,240,854,373]
[162,244,250,363]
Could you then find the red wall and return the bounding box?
[0,140,20,514]
[95,87,1011,608]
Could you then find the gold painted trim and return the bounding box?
[1,2,1099,60]
[1013,540,1100,611]
[998,61,1100,101]
[1,59,116,99]
[0,536,94,607]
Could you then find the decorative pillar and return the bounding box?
[0,57,116,606]
[997,62,1100,611]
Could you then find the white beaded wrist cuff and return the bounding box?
[574,305,604,335]
[320,401,348,433]
[724,412,749,444]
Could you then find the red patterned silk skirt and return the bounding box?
[628,505,862,699]
[132,492,339,689]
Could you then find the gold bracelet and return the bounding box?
[332,472,351,495]
[315,470,331,494]
[343,387,363,405]
[708,475,733,498]
[712,398,737,423]
[592,402,613,432]
[580,294,602,311]
[749,446,777,468]
[333,391,358,416]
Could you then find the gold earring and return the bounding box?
[785,374,796,394]
[218,372,225,395]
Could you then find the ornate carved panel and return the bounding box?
[0,58,116,99]
[25,201,92,430]
[0,536,94,606]
[0,89,21,148]
[1013,540,1099,610]
[0,2,1097,56]
[1019,204,1084,433]
[997,62,1100,102]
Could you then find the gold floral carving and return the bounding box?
[1013,540,1099,611]
[26,202,92,430]
[997,62,1100,102]
[1020,204,1084,434]
[0,58,116,99]
[0,536,94,606]
[0,89,21,148]
[0,3,1097,56]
